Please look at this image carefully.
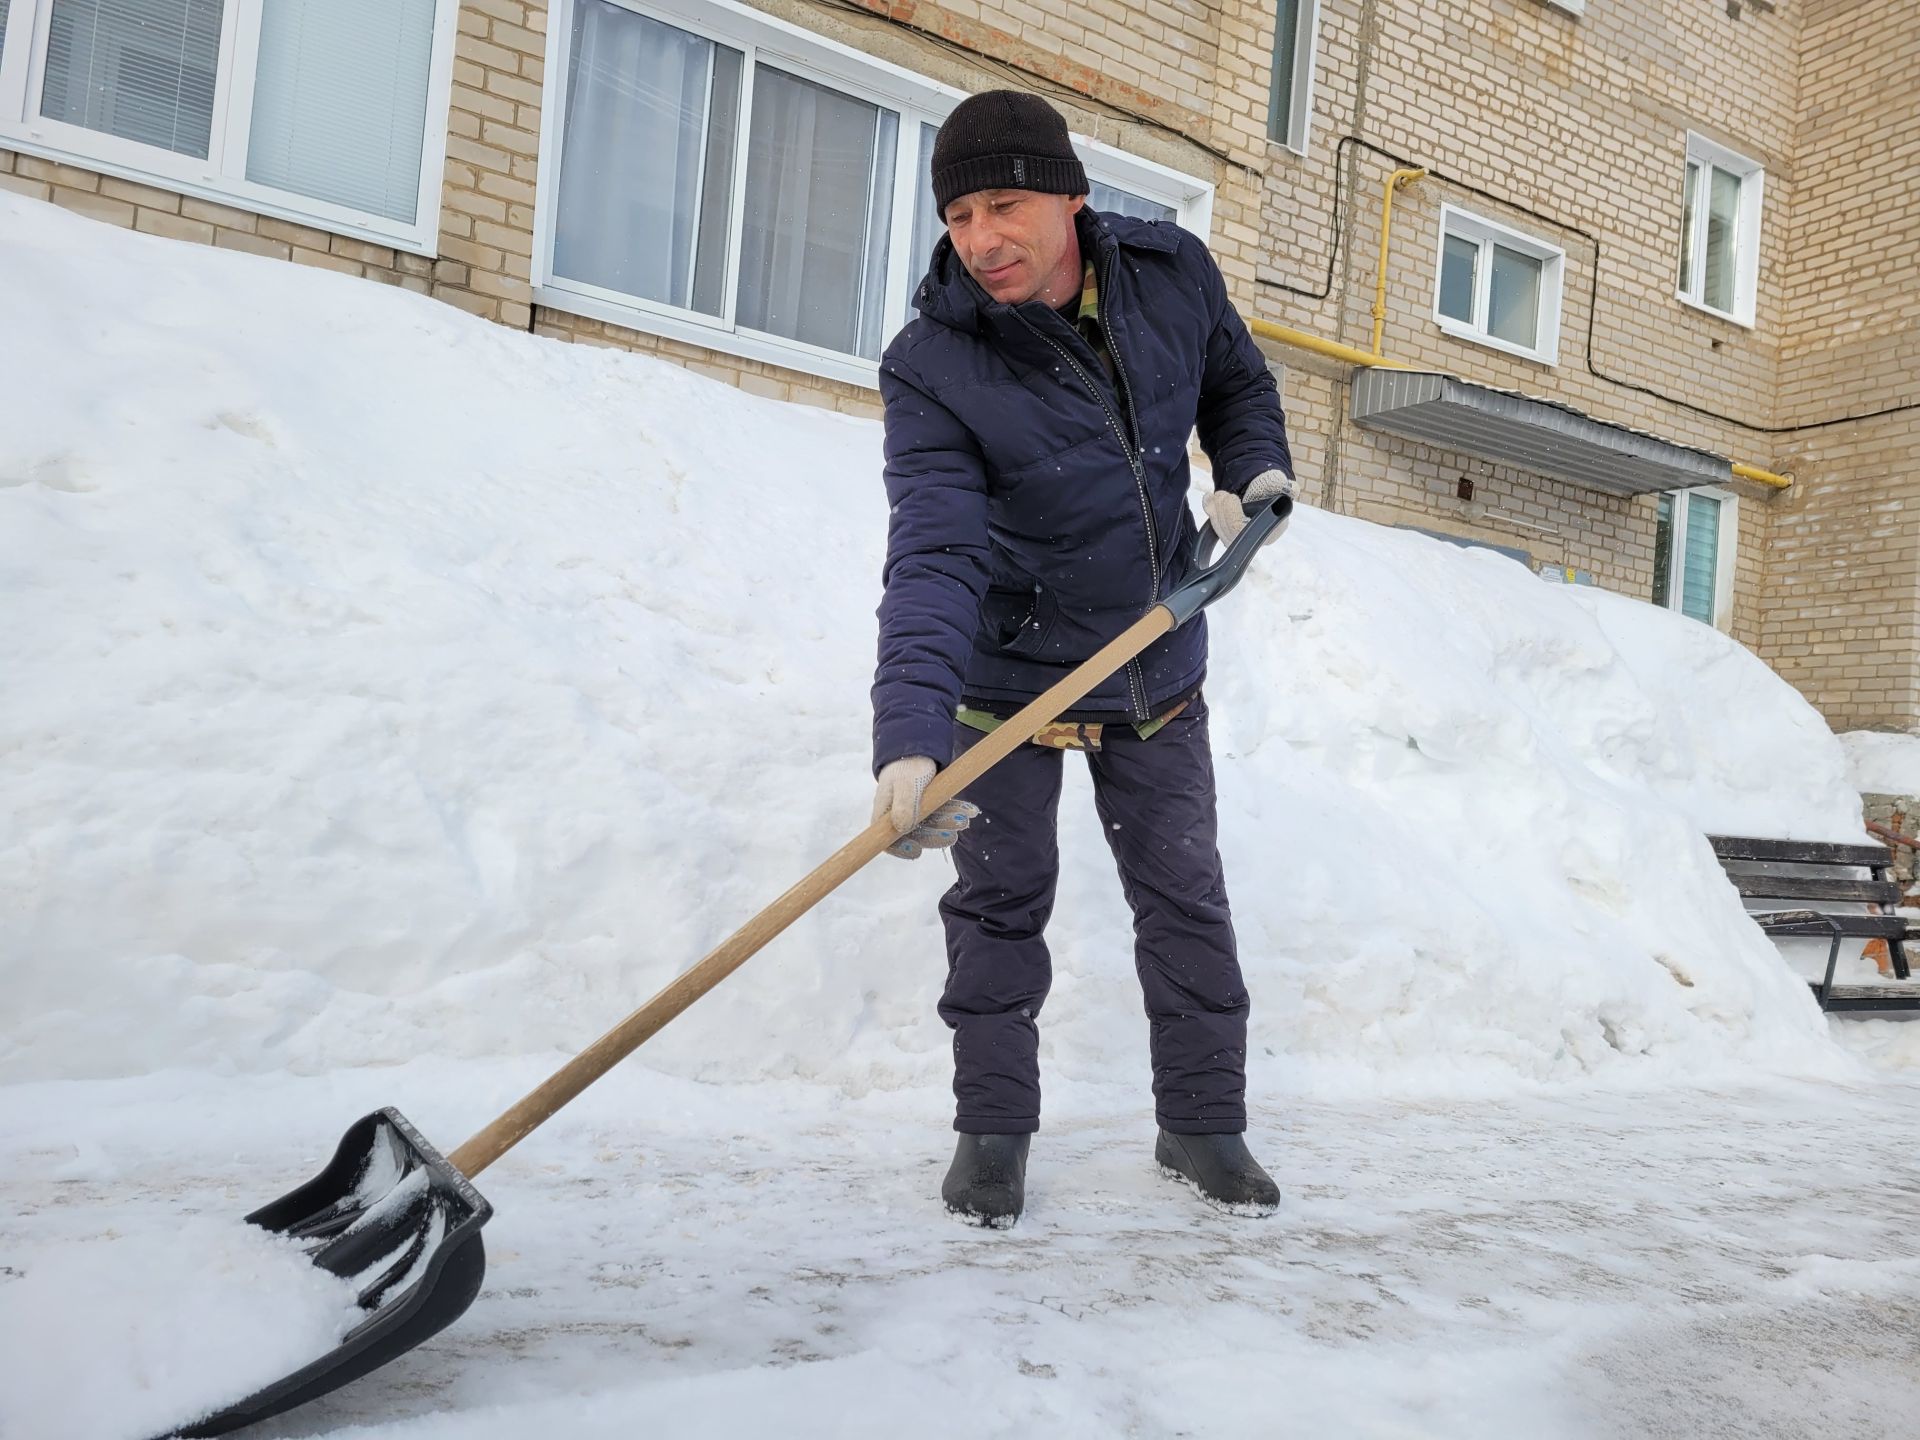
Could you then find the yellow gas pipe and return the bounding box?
[1373,167,1428,357]
[1246,164,1793,495]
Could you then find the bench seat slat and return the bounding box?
[1756,914,1908,940]
[1709,834,1889,867]
[1809,983,1920,1013]
[1730,874,1902,904]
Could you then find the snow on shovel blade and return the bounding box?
[165,1108,492,1439]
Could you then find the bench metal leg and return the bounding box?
[1817,924,1844,1012]
[1869,863,1911,980]
[1767,912,1848,1013]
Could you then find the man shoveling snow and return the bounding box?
[869,91,1296,1226]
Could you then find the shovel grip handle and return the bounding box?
[1163,492,1292,627]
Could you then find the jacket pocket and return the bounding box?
[981,583,1057,658]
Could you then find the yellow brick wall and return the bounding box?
[0,151,437,291]
[437,0,547,326]
[1753,0,1920,728]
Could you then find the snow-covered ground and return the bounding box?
[3,192,1918,1439]
[7,1063,1920,1440]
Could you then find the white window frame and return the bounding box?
[1266,0,1320,155]
[0,0,459,256]
[532,0,1215,391]
[1677,131,1764,328]
[1430,203,1565,365]
[1655,485,1739,632]
[1540,0,1585,15]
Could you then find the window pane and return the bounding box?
[0,0,11,69]
[1088,180,1175,224]
[1487,244,1540,348]
[551,0,739,316]
[1652,494,1673,608]
[1704,165,1741,312]
[1678,159,1700,295]
[737,66,897,361]
[1268,0,1299,144]
[910,122,941,289]
[1438,233,1476,323]
[1680,492,1720,623]
[246,0,436,224]
[687,54,741,317]
[855,101,898,361]
[42,0,224,159]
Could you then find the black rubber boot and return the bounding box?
[1155,1130,1280,1216]
[941,1133,1030,1228]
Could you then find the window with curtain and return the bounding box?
[1652,489,1734,627]
[1432,205,1563,363]
[41,0,225,159]
[544,1,1208,383]
[1678,133,1762,324]
[2,0,453,246]
[0,0,13,68]
[551,0,740,314]
[246,0,437,224]
[736,65,896,360]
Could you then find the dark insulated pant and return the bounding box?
[937,696,1249,1136]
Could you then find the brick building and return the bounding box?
[0,0,1913,728]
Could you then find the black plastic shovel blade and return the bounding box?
[166,1108,493,1439]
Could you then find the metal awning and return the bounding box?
[1349,369,1728,496]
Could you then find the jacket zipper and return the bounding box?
[1013,296,1159,720]
[1097,251,1159,722]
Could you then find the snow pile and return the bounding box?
[1839,730,1920,796]
[0,193,1869,1100]
[0,1216,361,1440]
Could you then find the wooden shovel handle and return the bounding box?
[446,606,1175,1177]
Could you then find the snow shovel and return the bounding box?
[166,492,1293,1439]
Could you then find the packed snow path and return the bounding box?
[4,1061,1918,1439]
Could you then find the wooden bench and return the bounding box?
[1709,835,1917,1014]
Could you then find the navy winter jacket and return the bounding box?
[872,207,1292,774]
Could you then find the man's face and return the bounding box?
[943,189,1086,305]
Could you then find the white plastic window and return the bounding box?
[1653,487,1738,630]
[538,0,1215,388]
[0,0,456,251]
[1267,0,1319,153]
[1678,132,1764,326]
[1431,204,1565,365]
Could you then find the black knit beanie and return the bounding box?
[930,90,1089,215]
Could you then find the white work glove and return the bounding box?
[872,756,982,860]
[1202,468,1293,548]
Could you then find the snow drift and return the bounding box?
[0,193,1868,1097]
[1840,730,1920,797]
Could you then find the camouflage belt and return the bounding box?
[955,700,1190,751]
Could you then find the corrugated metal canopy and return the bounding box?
[1349,369,1727,496]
